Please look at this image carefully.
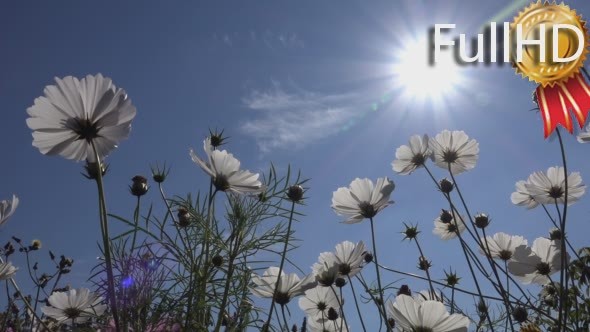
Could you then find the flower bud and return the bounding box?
[209,128,227,148]
[402,223,419,241]
[130,175,149,197]
[363,252,373,263]
[177,208,191,227]
[549,228,562,241]
[439,178,454,194]
[474,213,490,229]
[212,255,224,267]
[151,163,170,184]
[387,318,395,329]
[30,239,42,251]
[83,161,108,180]
[286,185,304,202]
[439,209,453,224]
[417,256,431,271]
[327,307,339,321]
[397,284,412,296]
[335,277,346,288]
[512,306,528,323]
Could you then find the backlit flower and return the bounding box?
[299,286,340,321]
[479,232,527,261]
[250,267,315,305]
[429,130,479,175]
[511,180,539,209]
[26,74,136,161]
[392,135,431,175]
[0,195,19,226]
[190,139,264,194]
[524,166,585,205]
[331,177,394,224]
[508,237,565,285]
[433,214,466,240]
[0,262,17,280]
[318,241,366,278]
[387,294,469,332]
[578,123,590,143]
[41,288,106,324]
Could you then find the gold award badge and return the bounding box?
[511,1,590,137]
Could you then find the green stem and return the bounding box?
[413,237,436,299]
[347,276,367,332]
[369,217,390,332]
[263,200,296,330]
[555,128,569,332]
[91,142,121,332]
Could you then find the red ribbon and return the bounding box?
[536,73,590,138]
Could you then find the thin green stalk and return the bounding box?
[368,217,390,332]
[280,305,290,331]
[555,128,569,332]
[131,196,141,251]
[91,142,120,332]
[413,237,436,299]
[346,275,367,332]
[263,200,296,330]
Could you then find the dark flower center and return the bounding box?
[63,307,82,319]
[338,263,352,275]
[548,186,564,199]
[72,118,100,142]
[317,301,327,311]
[447,223,457,233]
[499,250,513,261]
[442,149,459,163]
[214,175,230,191]
[358,202,376,218]
[536,262,551,275]
[273,291,290,306]
[411,154,426,166]
[414,327,434,332]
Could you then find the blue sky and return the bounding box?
[2,0,590,330]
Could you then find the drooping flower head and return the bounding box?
[299,286,340,321]
[0,195,19,226]
[387,294,470,332]
[190,138,264,194]
[392,135,431,175]
[0,262,18,280]
[331,177,394,224]
[433,213,466,240]
[317,241,366,278]
[479,232,527,261]
[27,74,136,161]
[508,237,566,285]
[41,288,106,324]
[524,166,585,205]
[511,180,539,209]
[429,130,479,175]
[250,267,315,305]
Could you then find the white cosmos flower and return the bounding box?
[387,294,470,332]
[0,195,19,226]
[511,180,539,209]
[318,241,366,278]
[479,232,527,261]
[433,212,466,240]
[26,74,136,161]
[392,135,431,175]
[429,130,479,175]
[507,238,565,285]
[524,166,585,205]
[250,267,315,305]
[41,288,106,324]
[312,258,340,287]
[299,286,340,321]
[0,262,17,280]
[331,177,394,224]
[190,139,264,195]
[307,317,349,332]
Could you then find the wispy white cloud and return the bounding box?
[241,81,369,153]
[213,31,304,50]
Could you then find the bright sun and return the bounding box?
[392,37,464,108]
